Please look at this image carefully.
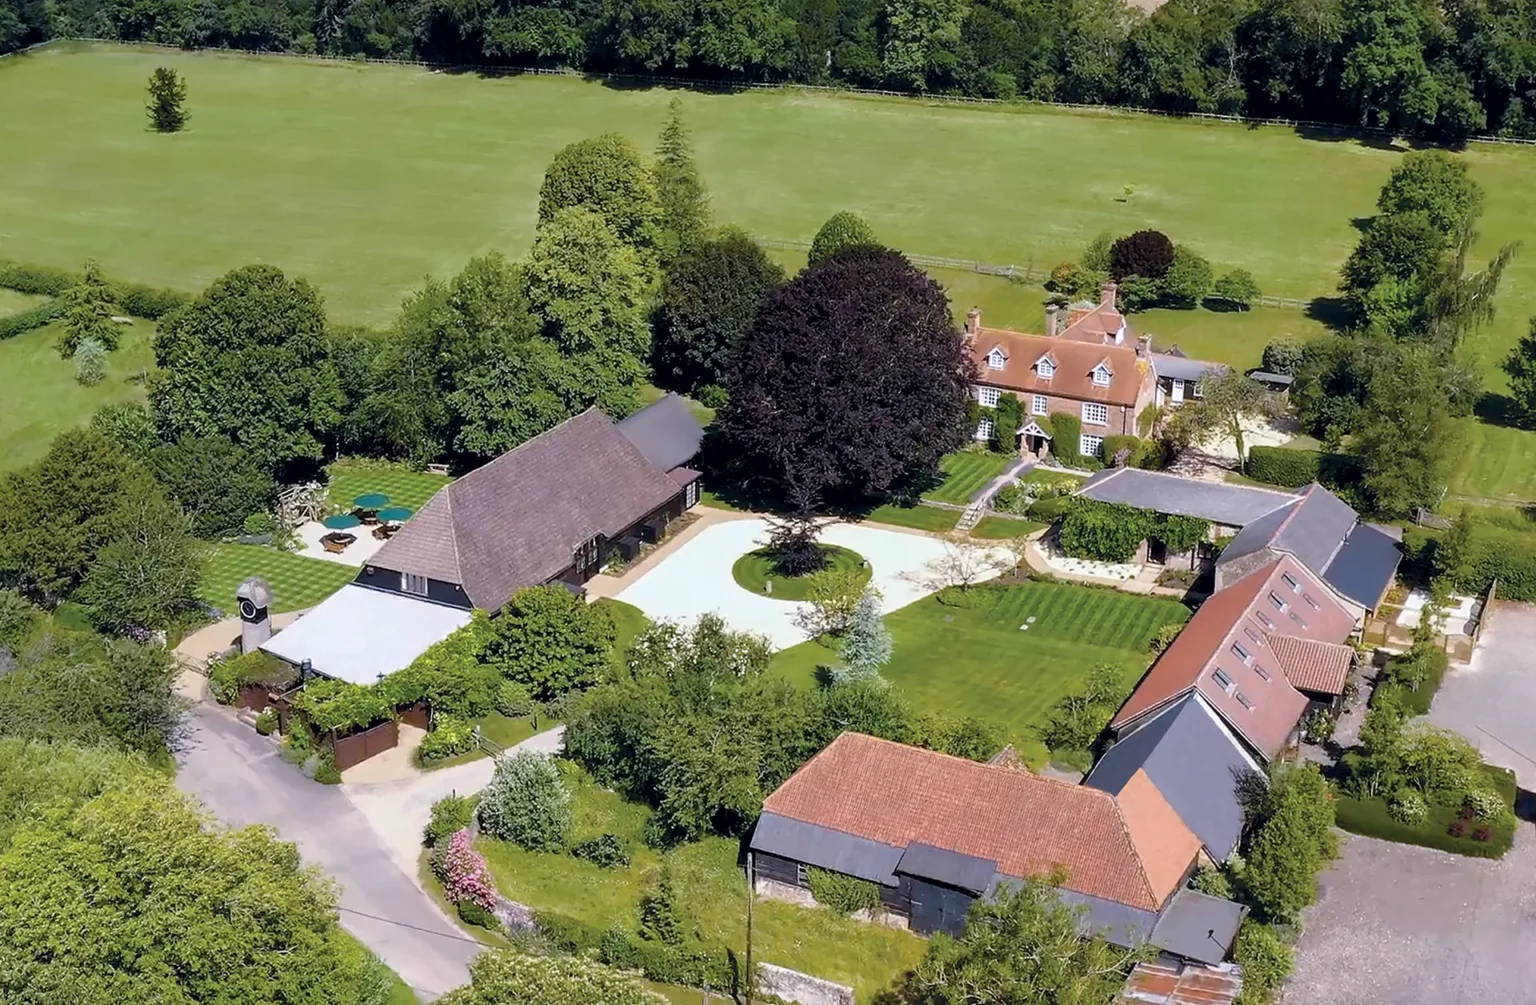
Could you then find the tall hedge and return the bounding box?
[0,259,190,320]
[1411,522,1536,602]
[1246,446,1362,490]
[1049,411,1084,466]
[0,299,67,340]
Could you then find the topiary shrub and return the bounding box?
[478,750,571,851]
[1261,338,1302,375]
[807,867,882,915]
[457,899,500,931]
[639,866,686,945]
[1246,446,1362,490]
[571,833,630,868]
[1464,788,1507,821]
[425,793,478,848]
[254,708,277,736]
[1101,434,1143,467]
[808,211,878,265]
[418,716,476,763]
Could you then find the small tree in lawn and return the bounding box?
[833,589,892,683]
[1213,268,1262,310]
[477,750,571,852]
[794,566,867,638]
[481,584,616,701]
[766,509,826,577]
[74,338,108,385]
[58,260,121,357]
[146,67,188,133]
[1165,368,1279,473]
[906,531,1011,599]
[808,211,879,265]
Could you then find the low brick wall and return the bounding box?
[758,963,854,1005]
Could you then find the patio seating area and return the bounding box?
[295,491,417,566]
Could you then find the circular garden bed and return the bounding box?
[731,545,871,601]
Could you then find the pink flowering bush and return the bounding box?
[434,828,497,913]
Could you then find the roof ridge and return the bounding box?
[441,488,464,585]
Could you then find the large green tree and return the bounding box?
[149,435,276,538]
[1376,149,1483,237]
[1165,368,1280,472]
[149,265,344,477]
[0,429,154,601]
[57,260,121,358]
[652,227,785,393]
[890,879,1148,1005]
[481,584,617,700]
[880,0,970,90]
[537,133,663,263]
[1240,762,1337,922]
[75,482,205,633]
[1353,344,1459,516]
[0,782,395,1005]
[653,97,711,261]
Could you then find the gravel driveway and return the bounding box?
[614,518,1004,649]
[1429,601,1536,788]
[1286,829,1536,1004]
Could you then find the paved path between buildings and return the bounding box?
[345,726,566,879]
[175,703,484,1001]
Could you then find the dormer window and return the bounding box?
[1091,364,1112,386]
[1036,356,1055,379]
[986,348,1006,370]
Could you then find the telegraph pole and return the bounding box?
[745,851,755,1005]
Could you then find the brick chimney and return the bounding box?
[1101,281,1118,309]
[1045,304,1060,338]
[964,307,982,340]
[1136,333,1151,360]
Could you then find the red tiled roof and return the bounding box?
[761,733,1200,912]
[1268,635,1355,695]
[1059,303,1128,344]
[972,328,1147,406]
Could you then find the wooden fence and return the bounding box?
[332,718,399,770]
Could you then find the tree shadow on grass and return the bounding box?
[1473,392,1528,430]
[1304,297,1354,332]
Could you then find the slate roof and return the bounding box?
[1322,523,1403,609]
[972,328,1147,407]
[758,732,1200,912]
[1148,889,1246,966]
[1087,694,1260,861]
[368,408,683,610]
[616,393,704,472]
[1078,468,1295,527]
[1218,484,1358,583]
[1150,354,1229,383]
[1268,635,1355,695]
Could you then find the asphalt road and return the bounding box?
[175,704,482,1000]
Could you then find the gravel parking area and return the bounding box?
[1429,601,1536,788]
[1286,829,1536,1004]
[613,518,1004,649]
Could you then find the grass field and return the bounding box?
[922,451,1014,504]
[200,544,357,612]
[770,581,1188,761]
[478,762,925,1002]
[970,515,1044,539]
[0,317,156,470]
[861,503,961,532]
[326,460,452,511]
[6,43,1536,497]
[732,544,870,599]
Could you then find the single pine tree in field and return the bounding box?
[146,67,188,133]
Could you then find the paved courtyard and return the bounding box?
[1286,828,1536,1004]
[613,518,1005,649]
[1429,600,1536,788]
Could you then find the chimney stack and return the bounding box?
[1045,304,1060,338]
[1101,281,1118,309]
[1136,333,1151,360]
[964,307,981,340]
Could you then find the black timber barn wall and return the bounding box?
[754,851,915,918]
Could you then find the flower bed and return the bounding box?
[1333,766,1517,859]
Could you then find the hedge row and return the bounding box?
[1405,522,1536,602]
[534,910,737,992]
[0,258,191,320]
[0,298,67,340]
[1246,446,1361,490]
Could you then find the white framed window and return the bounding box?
[987,348,1006,370]
[1081,401,1109,426]
[685,480,699,508]
[975,419,994,441]
[1091,364,1112,387]
[1281,572,1299,591]
[795,863,808,886]
[1235,690,1254,710]
[1192,381,1205,398]
[1212,668,1235,692]
[1231,642,1252,665]
[1036,357,1055,379]
[401,573,428,596]
[977,386,1001,408]
[1079,433,1103,458]
[1032,394,1048,416]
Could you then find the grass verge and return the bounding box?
[970,515,1044,540]
[861,503,961,533]
[731,544,870,600]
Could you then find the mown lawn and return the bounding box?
[970,515,1043,539]
[771,581,1187,762]
[200,544,357,613]
[478,763,925,1003]
[0,289,48,315]
[0,316,156,471]
[732,544,870,600]
[922,451,1014,504]
[861,503,961,533]
[326,460,452,512]
[8,43,1536,498]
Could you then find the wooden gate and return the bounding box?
[398,701,431,730]
[331,719,399,770]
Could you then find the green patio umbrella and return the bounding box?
[322,513,362,530]
[377,506,414,522]
[353,492,390,509]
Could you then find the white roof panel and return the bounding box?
[260,584,471,685]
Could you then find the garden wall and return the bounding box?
[758,963,854,1005]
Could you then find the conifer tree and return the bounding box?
[834,589,893,683]
[146,67,188,133]
[57,260,120,358]
[653,98,711,262]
